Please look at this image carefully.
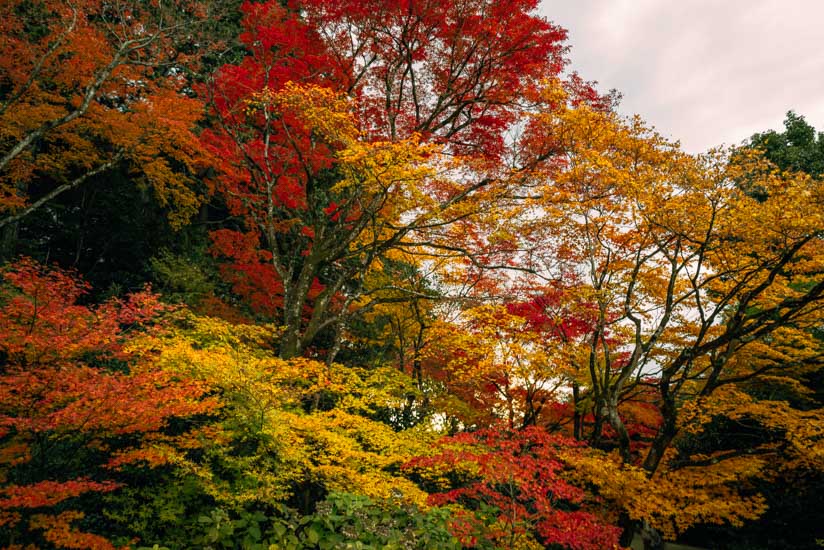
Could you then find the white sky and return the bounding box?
[540,0,824,153]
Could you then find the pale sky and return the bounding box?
[540,1,824,153]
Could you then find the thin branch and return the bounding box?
[0,152,124,229]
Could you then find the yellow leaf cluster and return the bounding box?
[127,312,437,509]
[566,447,768,538]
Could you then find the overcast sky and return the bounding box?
[540,1,824,153]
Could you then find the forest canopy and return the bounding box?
[1,1,822,549]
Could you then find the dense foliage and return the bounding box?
[1,2,822,549]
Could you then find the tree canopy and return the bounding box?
[1,2,822,549]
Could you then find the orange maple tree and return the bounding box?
[0,0,225,232]
[0,258,218,547]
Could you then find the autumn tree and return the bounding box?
[113,310,459,546]
[397,83,824,545]
[657,113,824,550]
[202,0,600,358]
[0,258,218,548]
[515,88,824,470]
[406,426,622,549]
[0,0,234,259]
[419,302,575,430]
[503,285,605,435]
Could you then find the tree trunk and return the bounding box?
[278,265,317,358]
[279,321,303,359]
[325,319,344,368]
[640,520,664,550]
[590,406,604,446]
[642,419,677,474]
[572,383,583,440]
[618,512,635,548]
[0,220,18,263]
[605,400,632,462]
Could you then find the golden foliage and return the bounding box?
[127,313,436,509]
